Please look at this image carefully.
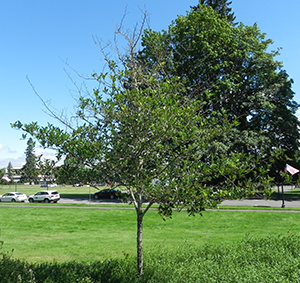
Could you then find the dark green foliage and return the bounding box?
[20,138,39,184]
[6,162,14,183]
[37,158,56,184]
[0,168,7,185]
[139,3,300,181]
[2,234,300,282]
[191,0,236,24]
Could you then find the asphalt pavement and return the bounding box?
[1,185,299,209]
[59,196,300,209]
[221,198,299,209]
[222,186,300,209]
[53,184,300,209]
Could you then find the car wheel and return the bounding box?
[44,199,50,203]
[94,194,99,199]
[53,201,57,203]
[29,198,34,203]
[110,195,115,199]
[11,199,16,202]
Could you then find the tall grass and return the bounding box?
[1,234,300,282]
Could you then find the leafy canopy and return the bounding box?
[138,3,300,179]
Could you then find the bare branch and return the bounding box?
[26,76,75,131]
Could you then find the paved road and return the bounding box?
[221,198,298,209]
[1,192,299,209]
[222,186,299,208]
[59,196,300,209]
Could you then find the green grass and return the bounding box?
[1,206,300,264]
[2,184,300,281]
[2,234,300,282]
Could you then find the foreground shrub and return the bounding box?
[1,234,300,282]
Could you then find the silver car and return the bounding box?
[0,192,27,202]
[28,190,60,203]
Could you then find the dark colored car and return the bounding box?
[93,189,121,200]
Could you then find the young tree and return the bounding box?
[20,138,39,184]
[12,7,272,276]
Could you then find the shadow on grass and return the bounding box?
[247,190,300,201]
[271,191,300,200]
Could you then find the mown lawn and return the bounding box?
[1,205,300,263]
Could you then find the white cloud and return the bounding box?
[0,149,62,169]
[36,148,58,160]
[0,156,25,169]
[35,148,64,166]
[0,144,5,151]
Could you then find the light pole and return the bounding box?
[281,183,285,208]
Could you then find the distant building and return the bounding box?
[5,166,54,184]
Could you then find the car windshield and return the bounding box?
[16,193,24,195]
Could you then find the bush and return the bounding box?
[1,234,300,282]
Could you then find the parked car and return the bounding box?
[93,189,121,199]
[0,192,27,202]
[28,190,60,203]
[40,183,57,188]
[48,184,57,187]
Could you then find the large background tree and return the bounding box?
[12,4,276,276]
[138,3,300,182]
[191,0,236,24]
[20,137,39,185]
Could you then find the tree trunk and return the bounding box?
[137,208,144,276]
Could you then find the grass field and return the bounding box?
[1,203,300,263]
[1,183,300,263]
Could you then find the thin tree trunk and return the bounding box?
[137,208,143,276]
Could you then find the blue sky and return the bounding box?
[1,0,300,169]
